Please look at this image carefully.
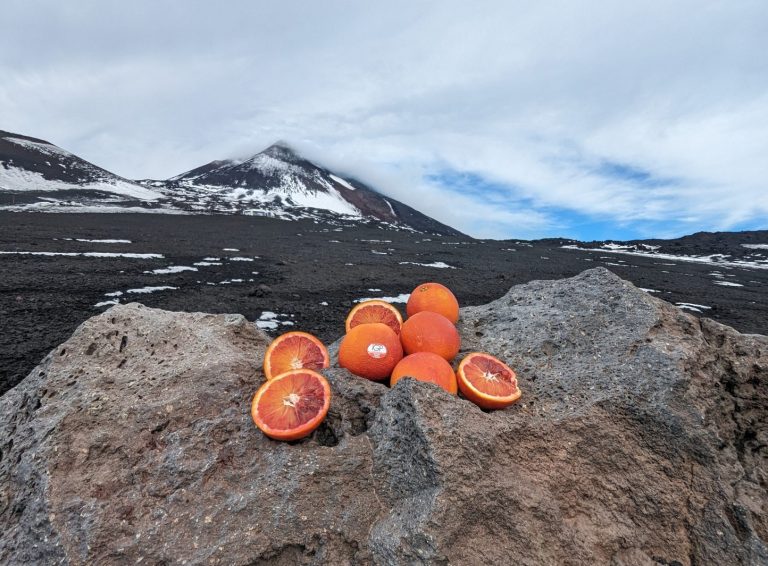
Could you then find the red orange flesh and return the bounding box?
[251,369,331,441]
[345,300,403,335]
[456,352,521,410]
[263,331,330,380]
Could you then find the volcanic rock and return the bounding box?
[1,268,766,564]
[248,283,272,297]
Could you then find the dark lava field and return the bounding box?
[1,212,767,395]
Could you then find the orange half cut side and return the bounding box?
[457,352,521,410]
[345,300,403,335]
[251,369,331,441]
[263,331,330,380]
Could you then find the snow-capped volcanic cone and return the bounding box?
[155,142,461,235]
[0,130,461,235]
[0,130,163,209]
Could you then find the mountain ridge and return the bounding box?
[0,129,162,202]
[0,130,463,236]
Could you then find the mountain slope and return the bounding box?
[0,130,163,206]
[155,142,462,235]
[0,130,462,235]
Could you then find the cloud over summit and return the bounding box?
[1,0,766,239]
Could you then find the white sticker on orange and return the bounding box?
[367,343,388,359]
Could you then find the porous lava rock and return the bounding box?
[1,268,766,564]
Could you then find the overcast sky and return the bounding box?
[1,1,767,239]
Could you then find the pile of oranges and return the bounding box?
[251,282,522,441]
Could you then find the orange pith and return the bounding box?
[406,282,460,323]
[251,369,331,441]
[263,331,330,380]
[457,353,521,410]
[345,300,403,335]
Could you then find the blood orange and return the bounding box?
[456,352,521,410]
[251,369,331,441]
[390,352,457,394]
[345,300,403,335]
[263,331,330,380]
[400,311,461,361]
[338,323,403,381]
[406,282,459,323]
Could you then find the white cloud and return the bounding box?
[0,0,766,238]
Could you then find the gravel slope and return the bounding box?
[1,212,766,395]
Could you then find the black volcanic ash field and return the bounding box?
[1,212,766,395]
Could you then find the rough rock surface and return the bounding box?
[1,267,766,565]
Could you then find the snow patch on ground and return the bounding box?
[742,244,768,250]
[676,302,713,313]
[97,286,177,305]
[600,242,660,251]
[399,261,454,269]
[0,162,162,201]
[126,286,178,294]
[639,288,660,293]
[74,238,132,243]
[290,186,361,216]
[223,248,239,251]
[228,256,255,262]
[5,136,73,158]
[193,261,222,266]
[145,266,197,275]
[0,203,187,214]
[714,281,744,287]
[562,245,768,270]
[354,293,410,304]
[256,311,294,330]
[0,251,163,259]
[329,174,356,191]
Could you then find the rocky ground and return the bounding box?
[1,268,765,564]
[1,212,767,396]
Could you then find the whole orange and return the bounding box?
[339,323,403,381]
[400,311,461,361]
[390,352,458,394]
[406,282,459,323]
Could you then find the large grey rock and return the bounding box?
[1,268,766,565]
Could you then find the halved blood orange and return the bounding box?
[263,331,330,380]
[251,369,331,441]
[456,352,521,410]
[345,300,403,335]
